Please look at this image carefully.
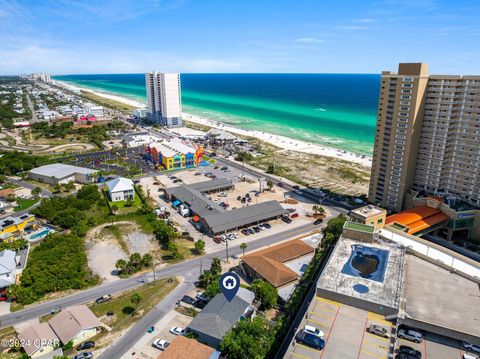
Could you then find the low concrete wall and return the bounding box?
[399,317,480,346]
[316,287,398,317]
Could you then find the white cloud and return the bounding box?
[294,37,326,44]
[335,25,369,30]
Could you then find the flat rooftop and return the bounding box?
[29,163,97,178]
[317,238,405,311]
[404,255,480,339]
[344,221,375,233]
[351,205,386,219]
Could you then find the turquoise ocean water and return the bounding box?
[52,73,380,156]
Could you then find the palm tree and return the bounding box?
[312,205,319,214]
[240,242,247,256]
[115,259,127,273]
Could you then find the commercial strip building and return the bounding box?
[146,139,204,171]
[369,63,480,217]
[28,163,98,185]
[145,71,182,127]
[315,205,480,345]
[187,288,256,349]
[165,179,288,235]
[241,237,317,301]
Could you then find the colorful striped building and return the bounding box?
[145,140,203,171]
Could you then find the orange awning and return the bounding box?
[192,215,200,223]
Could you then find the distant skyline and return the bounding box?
[1,0,480,75]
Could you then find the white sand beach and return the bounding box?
[183,113,372,167]
[55,80,372,167]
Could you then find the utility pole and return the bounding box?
[225,230,229,263]
[152,262,156,283]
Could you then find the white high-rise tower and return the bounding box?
[145,71,182,127]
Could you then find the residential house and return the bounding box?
[48,305,104,345]
[106,177,135,202]
[187,287,256,349]
[0,188,15,201]
[160,336,221,359]
[241,239,315,301]
[18,323,60,359]
[0,250,17,289]
[0,214,36,243]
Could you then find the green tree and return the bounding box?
[210,257,222,275]
[205,280,220,298]
[194,240,205,255]
[240,242,247,256]
[141,253,153,268]
[266,180,273,191]
[220,317,275,359]
[250,279,278,310]
[168,241,180,258]
[125,196,134,207]
[115,259,127,272]
[31,186,42,198]
[130,292,143,309]
[153,220,176,245]
[129,252,142,266]
[110,204,119,215]
[53,183,62,194]
[323,214,346,239]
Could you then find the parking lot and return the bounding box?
[286,297,392,359]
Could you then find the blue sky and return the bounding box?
[1,0,479,74]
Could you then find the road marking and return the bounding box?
[289,351,309,359]
[357,314,369,359]
[314,305,338,314]
[306,318,329,328]
[365,333,390,343]
[363,340,389,350]
[315,297,341,307]
[360,349,388,359]
[308,311,333,320]
[296,343,321,353]
[319,304,341,359]
[367,312,392,327]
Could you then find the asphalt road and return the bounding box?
[0,221,320,330]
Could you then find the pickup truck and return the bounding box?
[95,294,112,304]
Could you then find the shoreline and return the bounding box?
[53,79,372,167]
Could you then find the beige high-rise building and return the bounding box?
[369,63,480,212]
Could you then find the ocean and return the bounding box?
[52,73,380,156]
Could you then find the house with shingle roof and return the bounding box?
[17,322,60,358]
[159,336,221,359]
[48,305,103,345]
[241,239,315,301]
[187,287,255,349]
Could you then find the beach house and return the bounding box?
[0,250,17,289]
[0,214,36,243]
[106,177,135,202]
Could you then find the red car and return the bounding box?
[213,236,223,244]
[291,213,299,219]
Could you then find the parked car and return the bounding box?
[169,327,185,336]
[195,300,208,309]
[395,354,419,359]
[152,339,170,351]
[147,326,155,333]
[76,341,95,351]
[73,353,93,359]
[295,329,325,350]
[366,325,390,338]
[221,166,228,171]
[241,229,250,235]
[181,295,197,305]
[463,342,480,354]
[252,226,261,233]
[397,329,423,343]
[292,185,300,190]
[287,208,296,213]
[304,325,324,338]
[277,182,283,187]
[281,216,292,224]
[213,236,223,244]
[262,223,271,229]
[247,228,255,234]
[96,294,112,304]
[314,219,323,225]
[291,213,299,218]
[399,345,422,358]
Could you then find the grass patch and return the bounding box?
[175,306,199,317]
[89,278,178,349]
[104,189,142,214]
[80,90,136,113]
[14,197,39,212]
[101,224,132,254]
[160,238,195,264]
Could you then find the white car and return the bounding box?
[397,329,423,343]
[463,342,480,354]
[152,339,169,350]
[304,325,324,338]
[169,327,185,336]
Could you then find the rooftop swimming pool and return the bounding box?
[341,244,390,283]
